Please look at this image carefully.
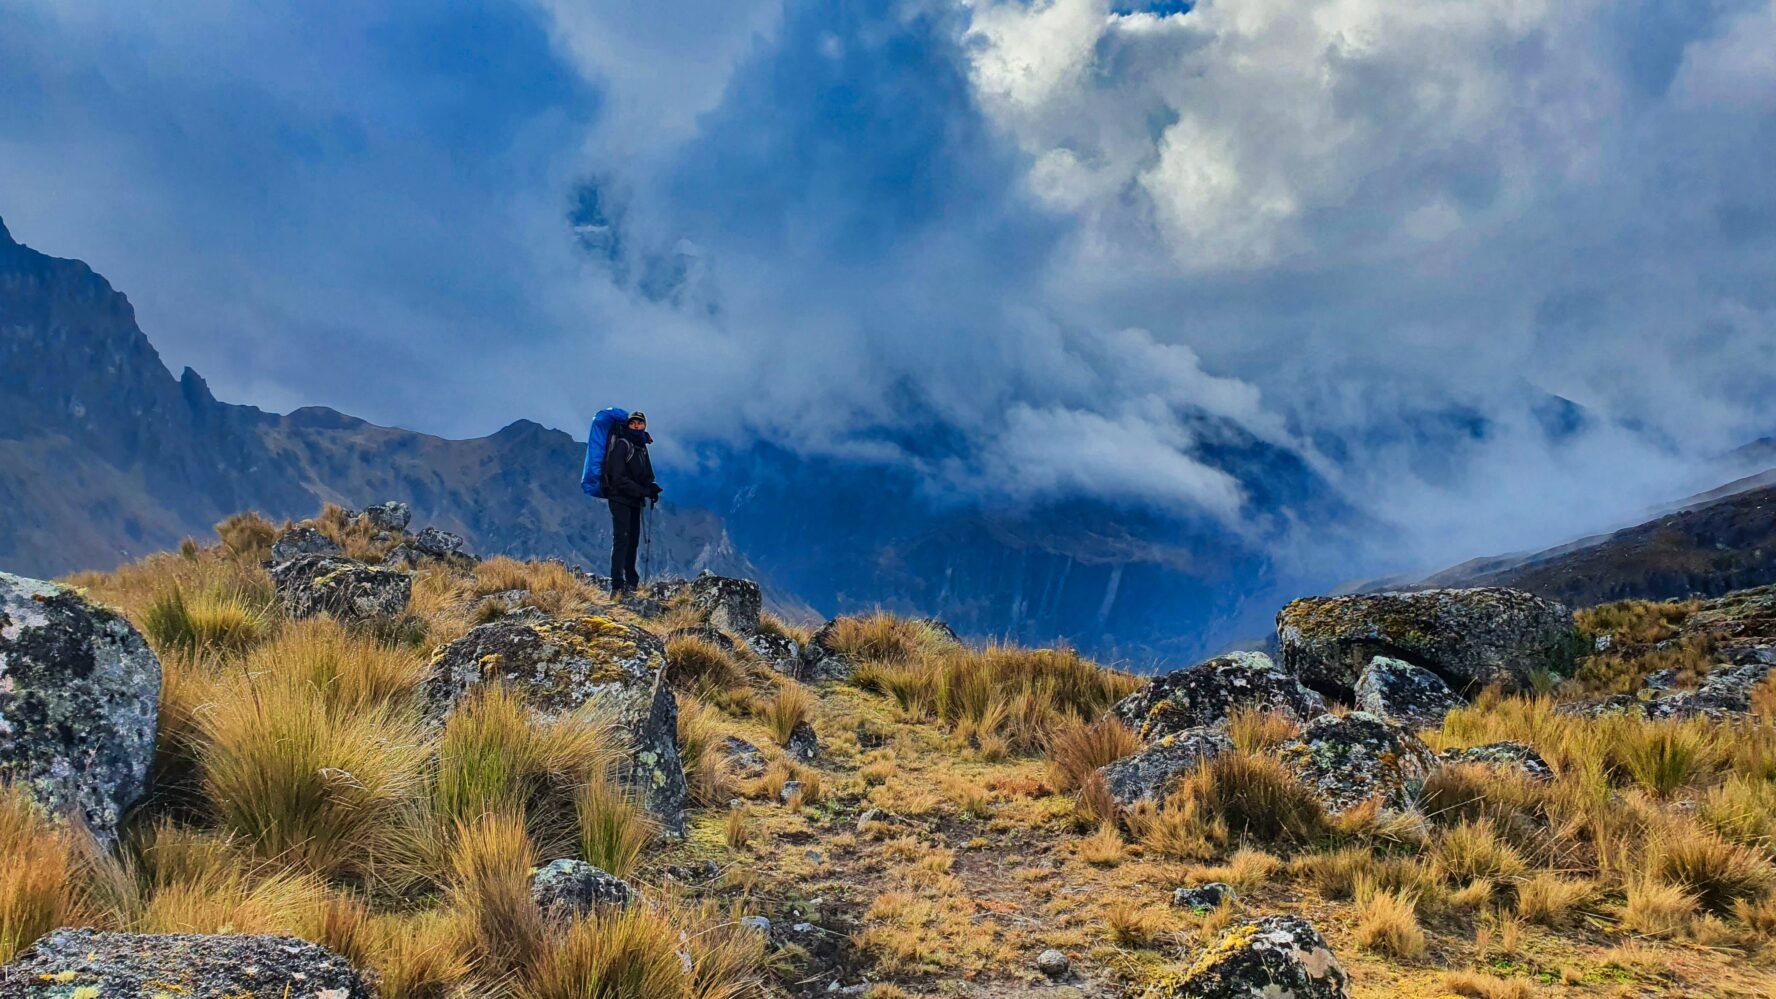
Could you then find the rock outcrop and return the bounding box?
[1151,916,1349,998]
[1438,741,1555,782]
[0,929,371,998]
[1277,587,1583,695]
[690,574,762,635]
[268,525,341,563]
[1097,729,1233,806]
[1172,883,1235,912]
[270,554,412,622]
[1111,651,1326,741]
[421,616,686,830]
[1353,656,1465,730]
[786,719,820,762]
[355,500,411,533]
[1279,712,1438,815]
[747,632,801,676]
[0,572,158,845]
[530,858,635,917]
[1647,660,1775,720]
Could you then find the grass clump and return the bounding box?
[665,634,748,693]
[1432,820,1527,889]
[1191,752,1327,846]
[1352,877,1426,958]
[214,511,282,559]
[1045,715,1141,793]
[759,683,814,747]
[0,785,82,963]
[1650,827,1775,913]
[577,776,654,881]
[141,585,269,658]
[198,671,429,887]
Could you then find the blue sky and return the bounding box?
[2,0,1774,572]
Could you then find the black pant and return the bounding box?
[609,500,642,593]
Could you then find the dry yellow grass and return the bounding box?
[1351,877,1425,958]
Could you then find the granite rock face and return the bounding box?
[1647,660,1775,720]
[1278,587,1583,695]
[420,615,686,830]
[1353,656,1466,730]
[1110,651,1326,741]
[1150,916,1349,998]
[270,554,412,622]
[0,571,159,845]
[1279,711,1438,815]
[1096,728,1233,806]
[0,929,372,998]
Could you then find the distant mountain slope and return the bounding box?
[1418,481,1776,607]
[0,216,768,591]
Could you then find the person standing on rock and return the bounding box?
[602,411,661,596]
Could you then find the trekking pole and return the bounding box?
[643,501,653,582]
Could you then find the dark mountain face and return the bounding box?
[1419,482,1776,608]
[0,218,761,586]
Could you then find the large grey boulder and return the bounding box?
[1353,656,1466,730]
[413,525,467,558]
[268,525,341,563]
[1096,728,1233,806]
[1111,651,1326,741]
[1152,916,1349,998]
[0,929,371,998]
[1279,711,1438,815]
[1277,587,1583,695]
[690,575,762,635]
[0,572,158,845]
[530,858,635,918]
[270,554,411,622]
[420,615,686,831]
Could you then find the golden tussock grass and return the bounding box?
[447,811,545,982]
[1078,823,1127,866]
[1432,819,1528,888]
[1352,876,1425,958]
[214,511,281,559]
[758,682,814,747]
[1226,708,1301,754]
[0,785,84,962]
[576,776,655,881]
[665,634,749,693]
[1648,824,1775,912]
[1045,715,1141,793]
[1513,872,1596,927]
[141,585,271,659]
[1619,872,1698,938]
[198,669,431,888]
[1439,970,1536,999]
[677,699,737,808]
[1190,752,1327,846]
[1104,900,1166,946]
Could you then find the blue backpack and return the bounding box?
[581,407,630,498]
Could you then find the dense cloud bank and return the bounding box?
[3,0,1773,577]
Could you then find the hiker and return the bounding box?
[601,411,661,596]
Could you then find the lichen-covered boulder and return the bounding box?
[1277,587,1583,695]
[530,858,635,917]
[420,616,686,830]
[268,525,341,563]
[413,525,468,557]
[1172,882,1235,912]
[270,554,412,622]
[1279,712,1438,815]
[355,500,412,533]
[1353,656,1465,730]
[1438,741,1554,782]
[0,929,371,998]
[747,632,802,677]
[1111,651,1326,741]
[1648,661,1776,720]
[0,572,158,846]
[721,736,768,781]
[1097,728,1233,806]
[690,575,762,635]
[1149,916,1348,998]
[786,719,820,762]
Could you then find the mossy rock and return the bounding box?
[0,929,371,998]
[1277,587,1583,696]
[1111,651,1326,740]
[422,615,686,831]
[1146,915,1348,998]
[270,553,411,622]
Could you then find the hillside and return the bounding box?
[1420,482,1776,608]
[0,215,768,588]
[3,512,1775,997]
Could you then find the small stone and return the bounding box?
[413,526,467,557]
[1171,882,1235,912]
[740,915,772,934]
[1036,949,1070,979]
[780,780,804,804]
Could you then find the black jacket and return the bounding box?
[602,426,659,506]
